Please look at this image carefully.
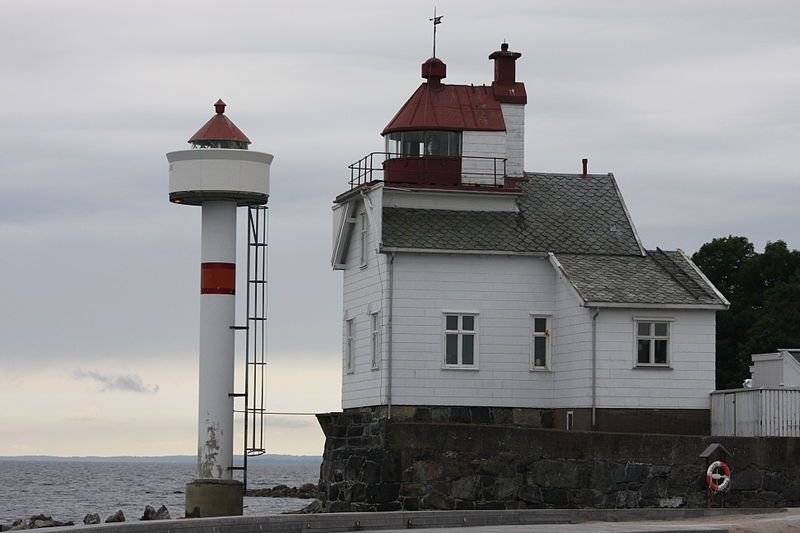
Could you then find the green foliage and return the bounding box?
[692,236,800,389]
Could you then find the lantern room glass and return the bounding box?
[385,131,462,158]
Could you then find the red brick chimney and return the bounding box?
[489,43,526,104]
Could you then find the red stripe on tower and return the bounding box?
[201,262,236,294]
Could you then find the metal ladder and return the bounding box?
[230,205,269,489]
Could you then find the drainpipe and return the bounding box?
[591,307,600,429]
[387,253,395,419]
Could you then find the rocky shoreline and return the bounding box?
[245,482,318,499]
[0,505,171,531]
[1,485,321,529]
[1,485,324,529]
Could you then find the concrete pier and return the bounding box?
[33,508,793,533]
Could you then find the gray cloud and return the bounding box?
[73,369,159,394]
[0,0,798,374]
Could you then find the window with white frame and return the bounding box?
[635,320,670,366]
[359,212,368,268]
[345,318,354,373]
[443,313,478,368]
[370,311,380,370]
[530,315,551,370]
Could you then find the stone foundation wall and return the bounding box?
[316,408,800,512]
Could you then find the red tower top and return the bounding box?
[189,99,252,149]
[421,57,447,87]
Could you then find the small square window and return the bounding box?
[635,320,670,367]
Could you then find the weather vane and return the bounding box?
[430,7,443,57]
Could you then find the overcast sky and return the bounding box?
[1,1,798,457]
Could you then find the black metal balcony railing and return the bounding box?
[348,152,507,190]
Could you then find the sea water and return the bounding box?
[0,459,321,524]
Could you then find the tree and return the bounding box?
[692,236,754,299]
[692,236,800,389]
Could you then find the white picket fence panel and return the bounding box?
[711,388,800,437]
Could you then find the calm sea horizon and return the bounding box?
[0,457,321,525]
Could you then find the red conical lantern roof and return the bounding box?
[188,99,251,145]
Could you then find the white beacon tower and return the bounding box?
[167,100,273,517]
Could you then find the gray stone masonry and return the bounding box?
[316,407,800,512]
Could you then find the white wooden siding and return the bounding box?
[552,271,593,407]
[337,192,718,412]
[594,309,716,409]
[500,103,524,177]
[389,254,555,407]
[340,190,387,409]
[711,388,800,437]
[383,187,518,213]
[461,131,506,186]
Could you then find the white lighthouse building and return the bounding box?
[167,100,273,517]
[330,45,728,435]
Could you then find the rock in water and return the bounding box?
[31,516,56,528]
[301,499,323,514]
[299,483,318,498]
[4,515,74,530]
[141,505,157,520]
[8,518,28,531]
[105,510,125,523]
[83,513,101,525]
[141,504,170,521]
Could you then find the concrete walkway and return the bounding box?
[370,509,800,533]
[27,508,800,533]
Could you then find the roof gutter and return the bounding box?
[380,246,549,257]
[583,301,728,310]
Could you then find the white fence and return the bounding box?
[711,388,800,437]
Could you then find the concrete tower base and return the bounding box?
[185,479,244,518]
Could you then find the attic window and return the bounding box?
[386,131,461,158]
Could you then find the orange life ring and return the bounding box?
[706,460,731,492]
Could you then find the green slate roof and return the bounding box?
[379,173,727,307]
[382,173,643,255]
[554,250,727,306]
